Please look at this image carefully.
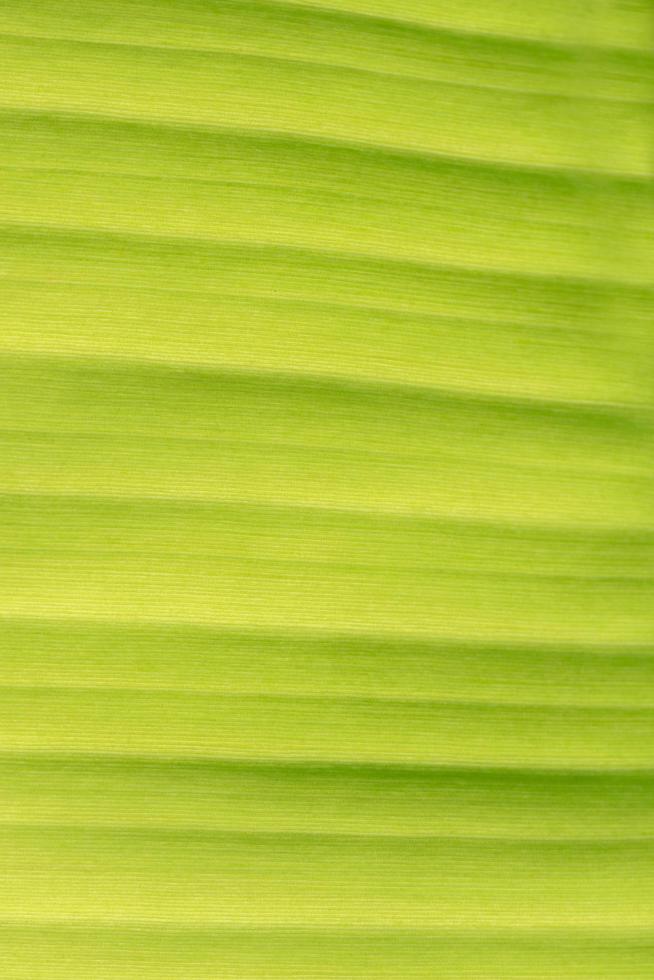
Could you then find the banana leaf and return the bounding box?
[0,1,652,976]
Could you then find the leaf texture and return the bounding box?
[1,1,653,977]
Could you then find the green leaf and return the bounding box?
[1,1,653,976]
